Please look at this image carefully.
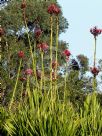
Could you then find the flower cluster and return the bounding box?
[18,51,24,58]
[25,69,33,75]
[90,26,102,37]
[34,28,42,38]
[62,49,71,62]
[19,69,33,82]
[90,67,100,77]
[37,43,48,52]
[47,3,60,15]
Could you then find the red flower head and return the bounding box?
[90,67,100,77]
[52,61,59,69]
[62,49,71,57]
[47,3,61,15]
[18,51,24,58]
[90,26,102,37]
[21,0,26,9]
[37,43,49,52]
[25,69,33,75]
[0,27,4,37]
[62,49,71,62]
[34,28,42,38]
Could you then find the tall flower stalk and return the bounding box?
[47,11,53,111]
[37,43,48,91]
[55,16,59,80]
[9,59,22,110]
[62,49,71,120]
[9,51,25,110]
[40,51,44,90]
[47,3,60,109]
[21,0,38,88]
[93,37,97,68]
[33,41,38,88]
[62,62,67,121]
[20,82,24,102]
[49,15,53,103]
[93,36,97,92]
[53,15,59,102]
[90,26,102,91]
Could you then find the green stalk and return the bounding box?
[55,16,59,80]
[49,15,53,110]
[9,59,22,111]
[26,75,30,97]
[20,82,24,102]
[54,16,59,102]
[40,51,45,91]
[50,15,53,90]
[62,63,67,121]
[33,41,38,88]
[22,7,38,89]
[93,36,97,92]
[93,37,97,67]
[64,63,68,100]
[26,75,32,109]
[18,82,24,109]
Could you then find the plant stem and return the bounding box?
[50,15,53,110]
[94,37,97,67]
[55,16,59,79]
[22,7,38,89]
[62,63,67,120]
[40,51,45,91]
[54,16,59,102]
[9,59,22,111]
[93,37,97,92]
[50,15,53,88]
[33,41,38,88]
[20,82,24,102]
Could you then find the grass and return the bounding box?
[0,86,102,136]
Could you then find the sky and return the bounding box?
[58,0,102,65]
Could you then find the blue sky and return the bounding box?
[58,0,102,65]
